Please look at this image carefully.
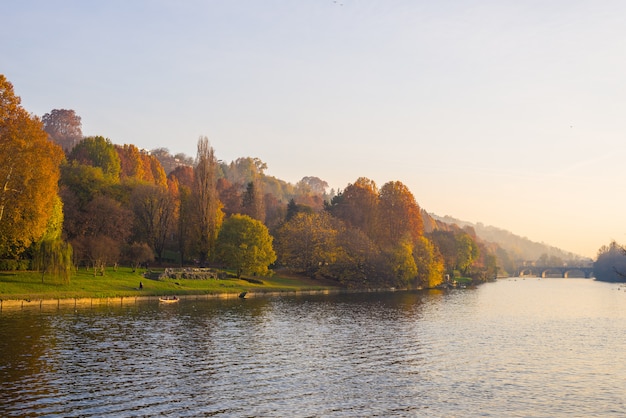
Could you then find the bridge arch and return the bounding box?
[564,269,586,278]
[541,269,564,278]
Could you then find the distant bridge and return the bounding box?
[516,266,594,278]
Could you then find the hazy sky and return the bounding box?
[3,0,626,258]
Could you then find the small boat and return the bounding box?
[159,296,179,303]
[238,291,247,299]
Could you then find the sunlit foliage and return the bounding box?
[215,214,276,278]
[0,75,65,259]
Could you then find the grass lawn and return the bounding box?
[0,267,341,301]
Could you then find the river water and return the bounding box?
[1,278,625,417]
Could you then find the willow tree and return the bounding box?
[192,137,223,263]
[0,75,65,260]
[32,195,74,283]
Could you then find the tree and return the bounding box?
[0,75,65,259]
[32,239,73,283]
[377,181,423,247]
[241,181,265,222]
[215,214,276,278]
[192,137,223,263]
[274,211,340,276]
[123,242,155,272]
[428,230,458,275]
[42,109,82,152]
[594,241,626,282]
[413,236,445,288]
[385,238,418,287]
[456,232,479,276]
[326,225,380,288]
[297,176,329,196]
[69,136,121,180]
[73,235,120,275]
[31,195,73,283]
[131,183,177,262]
[329,177,379,239]
[70,195,133,272]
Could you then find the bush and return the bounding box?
[0,259,31,271]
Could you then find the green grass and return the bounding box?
[0,267,341,301]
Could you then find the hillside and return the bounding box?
[427,214,590,263]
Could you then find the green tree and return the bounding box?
[32,195,73,283]
[69,136,121,180]
[216,214,276,278]
[0,75,65,259]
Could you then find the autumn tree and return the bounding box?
[0,75,65,259]
[217,178,242,217]
[131,183,177,262]
[169,166,194,265]
[215,214,276,278]
[223,157,267,186]
[274,211,340,277]
[413,236,445,288]
[70,195,133,273]
[456,232,480,276]
[385,238,418,287]
[329,177,379,239]
[116,144,146,180]
[241,181,265,222]
[297,176,329,196]
[325,225,380,288]
[192,137,223,263]
[42,109,83,152]
[376,181,423,247]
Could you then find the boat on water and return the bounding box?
[159,296,179,303]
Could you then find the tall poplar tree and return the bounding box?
[192,137,223,263]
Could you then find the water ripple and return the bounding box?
[2,281,626,416]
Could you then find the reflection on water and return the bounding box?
[1,279,626,416]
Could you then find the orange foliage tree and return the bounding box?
[0,75,65,259]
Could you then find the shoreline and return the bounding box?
[0,289,335,311]
[0,286,418,312]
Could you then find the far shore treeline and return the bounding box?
[0,75,622,286]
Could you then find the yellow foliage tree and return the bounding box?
[0,75,64,259]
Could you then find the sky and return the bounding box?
[3,0,626,259]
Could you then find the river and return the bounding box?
[1,278,625,417]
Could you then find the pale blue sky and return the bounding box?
[3,0,626,258]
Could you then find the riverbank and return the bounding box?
[0,267,343,309]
